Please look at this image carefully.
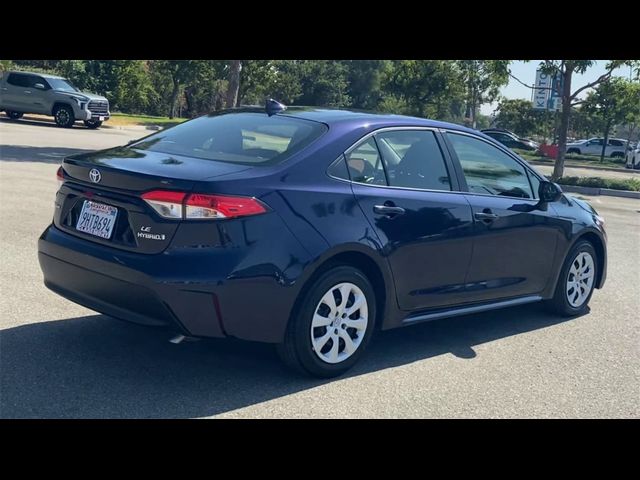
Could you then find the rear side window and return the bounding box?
[377,130,451,191]
[131,112,328,166]
[345,137,387,185]
[609,139,623,147]
[7,73,32,88]
[448,132,534,199]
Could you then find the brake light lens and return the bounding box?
[141,190,186,219]
[185,193,268,219]
[56,166,64,190]
[141,191,268,220]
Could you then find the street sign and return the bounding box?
[533,70,552,110]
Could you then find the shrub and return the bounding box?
[557,176,640,192]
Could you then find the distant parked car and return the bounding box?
[566,138,628,158]
[625,144,640,169]
[0,70,110,129]
[480,129,539,151]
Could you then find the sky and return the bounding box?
[480,60,635,116]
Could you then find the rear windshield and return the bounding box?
[130,112,328,166]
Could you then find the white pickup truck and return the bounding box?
[0,70,110,129]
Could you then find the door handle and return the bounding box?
[474,211,499,222]
[374,205,406,217]
[1,87,7,91]
[24,90,32,94]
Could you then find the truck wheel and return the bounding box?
[84,120,103,129]
[5,111,23,120]
[53,105,75,128]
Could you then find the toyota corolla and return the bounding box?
[38,101,607,377]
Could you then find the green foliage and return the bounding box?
[0,60,14,72]
[558,176,640,192]
[383,60,466,120]
[457,60,510,126]
[494,99,555,139]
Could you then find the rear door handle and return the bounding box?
[474,211,499,221]
[24,90,32,94]
[374,205,406,216]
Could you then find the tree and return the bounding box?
[382,60,465,120]
[0,59,14,72]
[494,98,555,139]
[292,61,351,107]
[237,60,278,105]
[225,60,242,108]
[344,60,391,110]
[582,78,640,161]
[567,106,603,140]
[537,60,638,180]
[457,60,510,129]
[152,61,204,118]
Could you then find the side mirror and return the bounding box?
[539,181,562,203]
[34,83,46,90]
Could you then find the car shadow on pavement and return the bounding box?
[0,145,91,163]
[0,117,94,130]
[0,303,581,418]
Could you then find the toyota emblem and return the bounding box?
[89,168,101,183]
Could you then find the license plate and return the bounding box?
[76,200,118,239]
[99,116,105,121]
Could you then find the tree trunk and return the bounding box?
[600,119,612,163]
[552,68,573,181]
[169,78,180,119]
[226,60,242,108]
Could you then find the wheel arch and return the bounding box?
[51,101,73,116]
[291,246,394,332]
[574,231,606,289]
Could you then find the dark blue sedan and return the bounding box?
[38,102,607,377]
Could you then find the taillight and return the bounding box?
[56,166,64,190]
[141,190,186,219]
[141,190,268,220]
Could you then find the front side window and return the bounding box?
[376,130,451,191]
[448,132,534,199]
[131,112,328,166]
[345,137,387,185]
[47,78,79,92]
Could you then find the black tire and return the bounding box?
[84,120,103,129]
[53,104,75,128]
[546,240,598,317]
[610,152,624,158]
[566,148,580,155]
[277,265,377,378]
[5,111,23,120]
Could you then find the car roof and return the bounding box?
[6,70,65,80]
[227,106,480,135]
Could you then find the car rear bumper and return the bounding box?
[38,222,308,343]
[39,227,225,337]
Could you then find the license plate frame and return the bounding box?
[75,200,118,239]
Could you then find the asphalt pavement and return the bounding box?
[1,118,639,418]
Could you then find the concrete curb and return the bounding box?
[560,184,640,199]
[528,160,639,175]
[102,124,163,132]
